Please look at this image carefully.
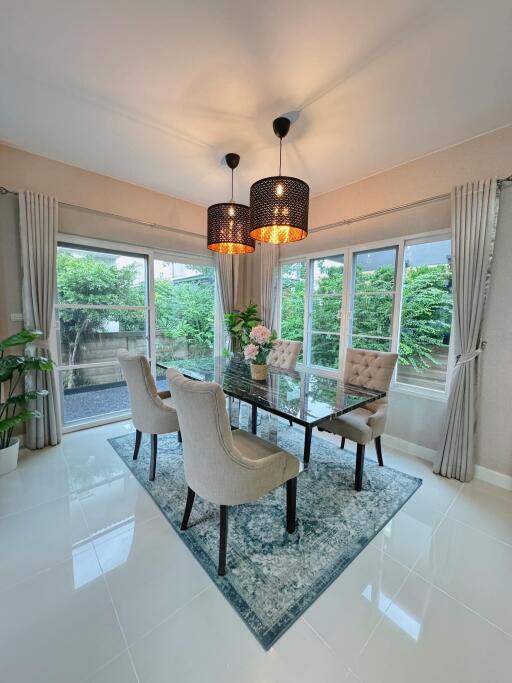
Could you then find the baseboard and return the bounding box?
[474,464,512,491]
[382,434,436,463]
[383,433,512,491]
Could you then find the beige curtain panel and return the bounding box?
[19,191,62,449]
[259,243,279,330]
[434,177,499,482]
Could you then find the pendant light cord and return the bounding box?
[231,167,234,202]
[279,138,282,176]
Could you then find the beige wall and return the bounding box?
[478,185,512,476]
[0,143,206,237]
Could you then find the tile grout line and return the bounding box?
[354,480,463,659]
[126,584,214,651]
[76,491,141,683]
[356,477,512,665]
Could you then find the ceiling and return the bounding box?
[1,0,511,207]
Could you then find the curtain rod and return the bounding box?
[0,186,205,240]
[310,174,512,234]
[2,174,511,239]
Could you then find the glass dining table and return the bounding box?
[158,355,385,464]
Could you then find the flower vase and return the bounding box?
[250,363,268,381]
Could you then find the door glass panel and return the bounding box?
[56,244,148,426]
[60,365,128,425]
[58,308,148,366]
[154,259,215,367]
[57,246,146,307]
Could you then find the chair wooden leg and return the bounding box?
[133,429,142,460]
[218,505,228,576]
[355,443,365,491]
[180,487,195,530]
[177,430,182,443]
[340,436,345,450]
[375,436,384,466]
[286,477,297,533]
[149,434,158,481]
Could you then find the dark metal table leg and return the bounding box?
[251,404,258,435]
[218,505,228,576]
[286,477,297,533]
[355,443,365,491]
[304,425,312,465]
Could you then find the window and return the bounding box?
[308,256,344,369]
[279,260,306,350]
[396,238,452,391]
[278,232,453,395]
[154,258,216,371]
[56,244,149,425]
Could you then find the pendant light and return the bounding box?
[250,117,309,244]
[207,153,255,254]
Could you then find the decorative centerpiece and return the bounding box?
[243,325,277,381]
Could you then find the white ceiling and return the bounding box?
[1,0,511,207]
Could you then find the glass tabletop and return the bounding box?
[158,355,385,427]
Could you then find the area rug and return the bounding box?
[108,420,421,649]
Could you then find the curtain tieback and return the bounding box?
[456,348,483,365]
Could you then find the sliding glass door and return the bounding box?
[154,257,216,379]
[56,244,149,426]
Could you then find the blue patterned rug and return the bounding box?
[108,420,421,649]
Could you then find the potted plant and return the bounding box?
[0,329,55,475]
[224,303,261,353]
[243,325,277,381]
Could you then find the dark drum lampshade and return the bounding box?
[207,153,255,254]
[207,201,254,254]
[249,116,309,245]
[250,175,309,244]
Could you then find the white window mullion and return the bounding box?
[148,251,157,376]
[303,257,312,367]
[391,239,405,358]
[339,246,352,369]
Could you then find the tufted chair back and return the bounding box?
[267,339,303,370]
[343,348,398,413]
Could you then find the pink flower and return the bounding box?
[250,325,271,344]
[243,343,259,361]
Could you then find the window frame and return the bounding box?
[278,229,453,400]
[54,233,218,432]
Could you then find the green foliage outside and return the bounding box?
[56,251,452,388]
[279,261,452,371]
[57,253,215,386]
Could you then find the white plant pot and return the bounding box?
[0,438,20,476]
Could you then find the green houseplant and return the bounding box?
[0,329,54,475]
[224,303,261,353]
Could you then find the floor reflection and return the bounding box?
[362,583,421,641]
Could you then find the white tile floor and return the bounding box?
[1,422,511,682]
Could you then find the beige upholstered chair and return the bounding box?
[268,339,303,370]
[319,348,397,491]
[167,367,300,576]
[266,339,303,427]
[118,350,180,481]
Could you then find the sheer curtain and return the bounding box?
[434,177,499,482]
[19,191,62,448]
[259,243,279,330]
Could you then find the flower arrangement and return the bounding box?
[243,325,277,380]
